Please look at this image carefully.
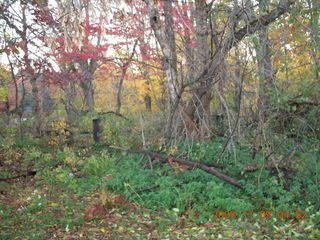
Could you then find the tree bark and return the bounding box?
[256,0,275,125]
[93,118,101,142]
[116,68,125,114]
[63,82,77,125]
[30,76,42,137]
[306,0,320,82]
[115,40,137,114]
[145,0,179,106]
[183,0,212,138]
[234,47,242,114]
[79,72,95,111]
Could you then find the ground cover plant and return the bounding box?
[0,133,319,239]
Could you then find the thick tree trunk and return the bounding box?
[257,27,274,122]
[145,0,179,106]
[116,69,125,114]
[163,0,179,106]
[64,82,77,125]
[78,59,98,112]
[92,118,101,142]
[30,76,42,137]
[183,0,212,138]
[80,78,95,111]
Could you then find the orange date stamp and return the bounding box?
[213,210,307,220]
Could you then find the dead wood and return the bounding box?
[142,158,226,170]
[124,149,243,188]
[241,162,297,175]
[0,170,37,182]
[98,111,128,120]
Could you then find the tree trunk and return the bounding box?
[63,82,77,125]
[234,47,242,114]
[116,41,137,114]
[145,0,179,106]
[116,69,125,114]
[80,78,95,111]
[307,0,320,82]
[163,0,179,106]
[7,55,24,139]
[143,69,152,112]
[30,76,42,137]
[78,59,98,112]
[22,4,42,137]
[92,118,101,142]
[257,27,274,123]
[183,0,212,138]
[144,94,152,112]
[138,27,152,112]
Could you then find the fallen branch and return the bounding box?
[241,162,297,175]
[110,146,243,189]
[0,170,37,182]
[142,158,226,170]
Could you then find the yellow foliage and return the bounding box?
[0,66,10,102]
[94,61,165,113]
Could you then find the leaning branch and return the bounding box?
[224,0,295,51]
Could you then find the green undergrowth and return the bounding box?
[105,138,320,222]
[0,135,319,239]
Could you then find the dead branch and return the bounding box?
[98,111,128,120]
[142,157,226,170]
[241,162,297,175]
[121,148,243,188]
[0,170,37,182]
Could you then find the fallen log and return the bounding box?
[110,146,243,189]
[142,158,226,170]
[0,170,37,182]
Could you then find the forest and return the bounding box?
[0,0,319,239]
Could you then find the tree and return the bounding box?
[256,0,276,130]
[46,0,110,111]
[143,0,295,139]
[0,0,51,136]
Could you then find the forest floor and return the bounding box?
[0,135,319,239]
[1,146,318,240]
[1,176,317,240]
